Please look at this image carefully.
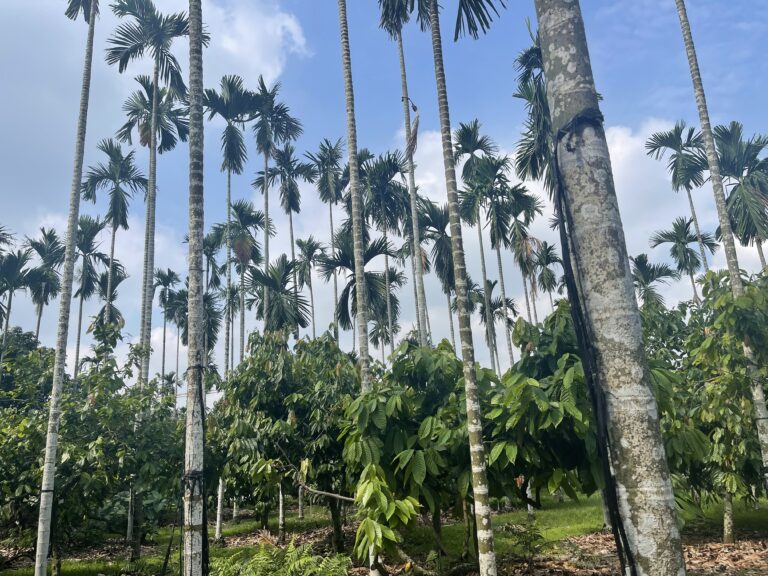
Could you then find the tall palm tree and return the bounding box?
[219,200,265,360]
[306,139,345,342]
[336,0,372,394]
[73,216,108,382]
[456,121,500,373]
[714,122,768,269]
[645,121,710,270]
[365,151,409,355]
[26,228,65,340]
[413,4,507,565]
[247,255,310,333]
[630,254,679,309]
[154,268,180,379]
[250,76,303,318]
[650,217,717,302]
[204,74,251,379]
[261,144,316,336]
[0,249,33,369]
[107,0,190,385]
[675,0,768,483]
[183,0,205,571]
[535,1,686,570]
[82,138,147,325]
[0,226,13,256]
[421,199,457,350]
[36,3,98,572]
[533,241,561,310]
[378,0,429,346]
[507,187,543,325]
[296,237,326,338]
[92,265,128,332]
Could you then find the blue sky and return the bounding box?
[1,0,766,377]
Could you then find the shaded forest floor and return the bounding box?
[2,496,767,575]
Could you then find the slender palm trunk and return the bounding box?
[0,292,13,368]
[215,478,224,541]
[548,291,554,311]
[337,0,370,391]
[529,278,539,324]
[224,169,232,378]
[73,289,84,383]
[427,2,497,574]
[277,483,286,544]
[396,30,429,346]
[475,217,498,373]
[329,203,339,342]
[262,154,270,318]
[183,0,206,573]
[140,58,161,385]
[757,241,766,271]
[521,271,533,323]
[35,4,96,574]
[35,302,44,342]
[240,272,245,362]
[289,211,299,338]
[383,230,394,355]
[308,274,316,338]
[676,0,768,484]
[495,245,514,367]
[161,309,167,379]
[535,1,686,572]
[689,272,700,303]
[175,329,180,393]
[298,487,304,521]
[446,293,456,351]
[105,223,118,325]
[685,188,709,271]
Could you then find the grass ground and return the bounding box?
[2,497,766,576]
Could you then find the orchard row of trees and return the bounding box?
[0,1,766,576]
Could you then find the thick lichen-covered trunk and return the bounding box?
[183,1,206,574]
[396,30,429,346]
[427,2,497,574]
[534,1,686,574]
[34,4,97,575]
[675,0,768,486]
[337,0,370,392]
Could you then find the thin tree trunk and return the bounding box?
[330,203,339,343]
[73,289,84,383]
[535,1,686,573]
[240,272,245,362]
[396,29,428,346]
[289,211,299,339]
[686,187,709,271]
[476,213,498,375]
[337,0,371,392]
[298,486,304,521]
[278,483,286,544]
[549,291,554,311]
[329,500,344,553]
[215,478,224,541]
[495,245,514,367]
[139,57,162,385]
[0,292,13,369]
[689,272,700,303]
[521,271,533,323]
[35,4,96,573]
[757,241,766,271]
[308,275,316,339]
[176,329,180,394]
[126,490,134,544]
[183,1,206,573]
[161,308,168,380]
[224,169,232,378]
[447,292,456,351]
[676,0,768,486]
[381,341,385,364]
[262,153,270,319]
[529,277,539,324]
[723,492,734,544]
[35,302,44,342]
[427,2,497,574]
[383,230,394,355]
[232,498,239,521]
[105,223,117,325]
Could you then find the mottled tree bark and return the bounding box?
[723,492,734,544]
[534,1,686,574]
[427,2,497,574]
[35,4,97,575]
[183,1,206,574]
[337,0,370,391]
